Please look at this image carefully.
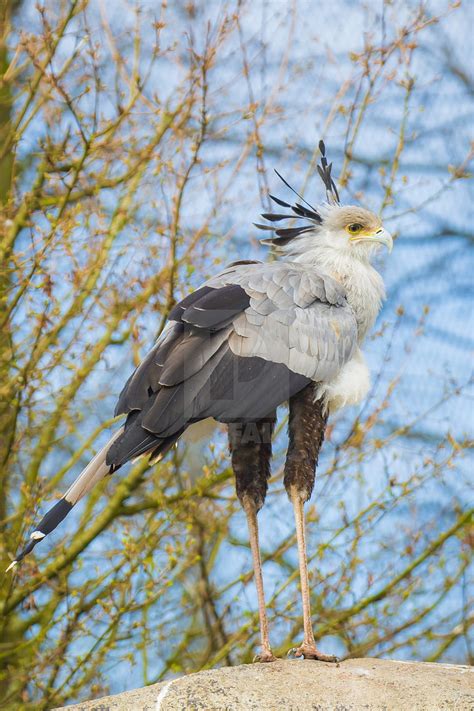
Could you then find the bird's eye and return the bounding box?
[347,223,363,233]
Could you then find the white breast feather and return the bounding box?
[315,348,370,412]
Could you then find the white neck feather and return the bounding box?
[286,239,386,342]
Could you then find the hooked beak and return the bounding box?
[350,227,393,253]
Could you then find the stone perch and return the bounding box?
[55,658,473,710]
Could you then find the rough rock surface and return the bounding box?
[55,657,474,711]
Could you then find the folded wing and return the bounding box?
[107,261,357,469]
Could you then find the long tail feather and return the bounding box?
[7,427,124,570]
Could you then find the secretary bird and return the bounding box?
[8,141,392,663]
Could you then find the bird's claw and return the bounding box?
[253,650,277,663]
[287,644,339,663]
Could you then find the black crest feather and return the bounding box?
[255,140,341,249]
[317,140,340,204]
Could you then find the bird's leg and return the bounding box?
[241,495,275,662]
[228,416,277,663]
[284,386,338,663]
[288,490,337,662]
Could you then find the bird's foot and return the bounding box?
[287,643,339,663]
[253,648,277,663]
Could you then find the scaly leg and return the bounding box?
[284,386,337,662]
[228,416,277,663]
[242,496,276,662]
[288,490,337,662]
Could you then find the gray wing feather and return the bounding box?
[245,310,265,326]
[205,262,357,382]
[109,261,357,469]
[250,295,274,316]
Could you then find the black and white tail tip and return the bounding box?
[5,429,123,572]
[5,499,73,572]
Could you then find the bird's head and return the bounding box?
[255,141,393,262]
[317,204,393,259]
